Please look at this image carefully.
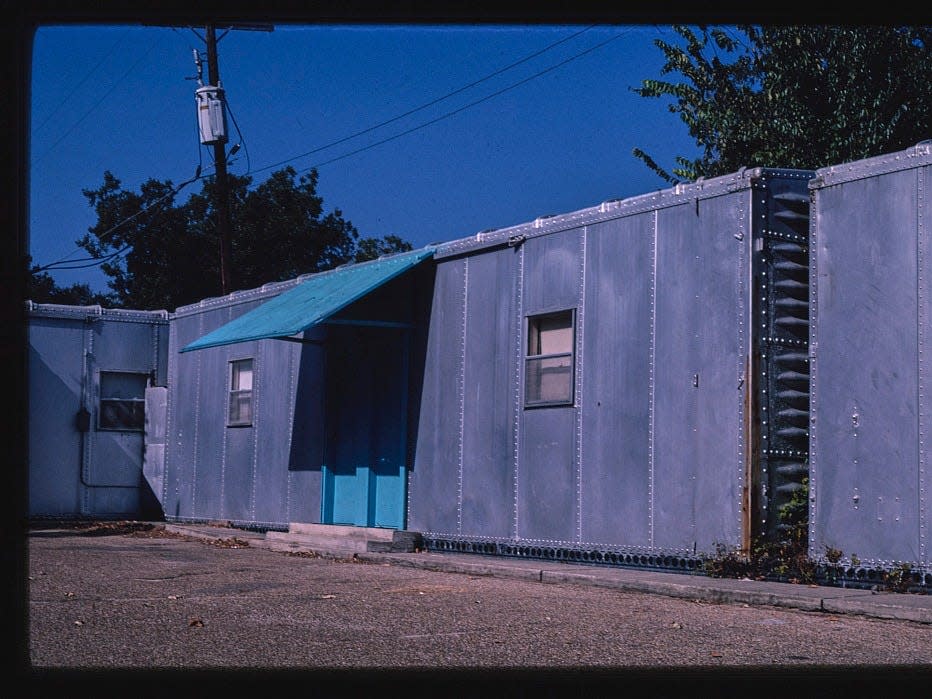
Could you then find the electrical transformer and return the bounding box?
[195,84,228,146]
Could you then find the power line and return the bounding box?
[247,24,599,176]
[33,35,126,134]
[225,97,250,174]
[34,36,163,165]
[35,167,204,273]
[294,28,634,176]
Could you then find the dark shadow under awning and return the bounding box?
[180,246,435,352]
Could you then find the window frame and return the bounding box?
[524,308,576,408]
[97,370,148,432]
[227,357,254,428]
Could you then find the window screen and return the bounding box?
[99,371,147,431]
[228,359,254,426]
[525,310,574,406]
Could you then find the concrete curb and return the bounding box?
[157,523,932,625]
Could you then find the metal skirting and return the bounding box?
[421,536,708,574]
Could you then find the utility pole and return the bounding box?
[167,21,272,295]
[205,24,235,296]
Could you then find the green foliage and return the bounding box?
[354,234,413,263]
[48,166,412,311]
[705,478,816,584]
[633,25,932,183]
[881,562,918,594]
[26,260,116,307]
[703,543,751,579]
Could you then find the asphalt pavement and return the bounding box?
[162,522,932,625]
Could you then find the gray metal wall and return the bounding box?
[163,267,430,530]
[810,143,932,570]
[27,303,169,518]
[164,279,325,529]
[409,169,811,563]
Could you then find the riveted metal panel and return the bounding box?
[165,311,203,520]
[27,306,168,518]
[810,149,931,568]
[28,315,88,517]
[194,325,239,521]
[652,193,746,554]
[523,230,581,314]
[518,229,582,543]
[519,407,578,542]
[143,386,167,511]
[249,337,288,524]
[88,319,158,488]
[286,332,326,524]
[415,171,819,566]
[460,248,518,537]
[579,214,653,546]
[408,259,466,533]
[222,409,257,522]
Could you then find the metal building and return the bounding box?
[27,302,169,519]
[408,166,814,569]
[161,248,435,530]
[26,148,932,581]
[809,142,932,573]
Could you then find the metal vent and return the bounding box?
[758,186,811,540]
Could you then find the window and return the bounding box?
[228,359,254,426]
[525,310,575,406]
[98,371,148,431]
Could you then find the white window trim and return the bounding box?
[227,357,254,427]
[524,309,576,408]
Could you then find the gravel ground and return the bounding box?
[25,525,932,675]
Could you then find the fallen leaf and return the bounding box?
[188,617,204,628]
[711,651,723,658]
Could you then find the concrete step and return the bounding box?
[264,523,422,555]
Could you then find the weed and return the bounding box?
[703,543,751,579]
[882,562,917,593]
[704,478,815,584]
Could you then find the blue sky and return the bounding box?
[29,23,700,293]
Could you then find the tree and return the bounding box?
[632,25,932,183]
[26,259,115,306]
[63,166,412,311]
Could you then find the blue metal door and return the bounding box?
[322,326,408,529]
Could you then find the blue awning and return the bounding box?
[180,246,435,352]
